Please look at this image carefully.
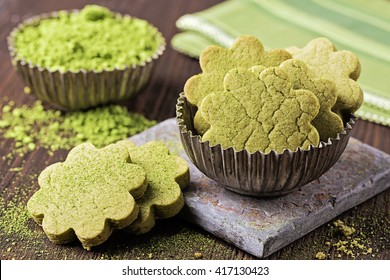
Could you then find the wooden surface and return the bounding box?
[0,0,389,260]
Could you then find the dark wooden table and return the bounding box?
[0,0,389,260]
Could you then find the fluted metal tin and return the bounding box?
[7,11,165,110]
[176,93,356,197]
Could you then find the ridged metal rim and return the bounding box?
[176,92,356,197]
[7,10,166,110]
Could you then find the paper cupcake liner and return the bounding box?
[176,93,356,197]
[7,11,166,110]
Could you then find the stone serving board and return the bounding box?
[130,118,390,258]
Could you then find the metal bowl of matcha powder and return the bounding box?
[7,5,166,110]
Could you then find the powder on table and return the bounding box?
[315,252,326,260]
[314,219,378,259]
[333,219,356,237]
[0,100,156,155]
[0,198,35,239]
[13,5,164,72]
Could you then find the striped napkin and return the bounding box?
[171,0,390,126]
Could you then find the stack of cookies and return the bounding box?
[184,35,363,153]
[27,141,189,250]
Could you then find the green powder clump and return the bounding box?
[13,5,164,72]
[328,220,370,259]
[315,252,326,260]
[0,101,156,154]
[333,219,356,237]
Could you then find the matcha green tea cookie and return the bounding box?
[118,140,189,234]
[286,37,363,114]
[201,66,320,153]
[184,35,291,134]
[280,59,344,141]
[27,143,147,249]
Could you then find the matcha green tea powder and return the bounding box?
[0,101,156,153]
[12,5,164,72]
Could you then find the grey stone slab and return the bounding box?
[130,118,390,258]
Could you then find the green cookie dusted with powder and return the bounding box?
[27,143,147,249]
[201,66,320,153]
[118,140,189,235]
[184,35,291,134]
[27,139,190,248]
[286,37,363,115]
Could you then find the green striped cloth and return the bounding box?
[171,0,390,126]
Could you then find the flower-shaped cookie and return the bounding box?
[280,59,344,141]
[201,66,320,153]
[27,143,147,249]
[118,140,189,235]
[286,37,363,114]
[184,35,291,134]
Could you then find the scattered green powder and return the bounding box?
[1,179,67,259]
[99,221,236,260]
[9,167,23,172]
[270,209,389,260]
[0,198,35,239]
[314,218,385,260]
[327,220,373,259]
[0,100,156,155]
[13,5,164,72]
